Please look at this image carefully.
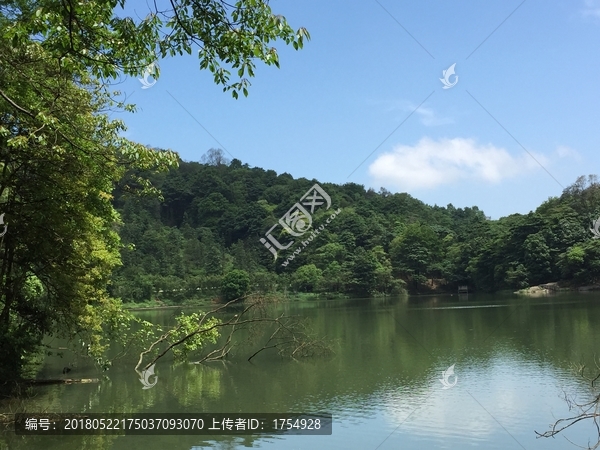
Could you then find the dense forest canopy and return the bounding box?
[111,149,600,303]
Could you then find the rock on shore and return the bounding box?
[515,282,600,295]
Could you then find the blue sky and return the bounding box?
[114,0,600,219]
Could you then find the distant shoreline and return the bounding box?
[125,304,193,311]
[515,282,600,295]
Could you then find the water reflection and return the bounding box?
[1,293,599,449]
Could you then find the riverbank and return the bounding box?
[122,292,350,310]
[123,298,215,310]
[514,281,600,296]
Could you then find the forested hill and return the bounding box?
[110,149,600,303]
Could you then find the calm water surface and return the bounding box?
[2,292,600,449]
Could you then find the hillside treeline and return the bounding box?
[111,149,600,302]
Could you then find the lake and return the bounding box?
[2,292,600,450]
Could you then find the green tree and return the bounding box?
[557,241,600,284]
[317,262,346,293]
[310,242,347,267]
[0,40,178,385]
[292,264,322,293]
[523,232,552,284]
[220,269,250,301]
[350,247,379,296]
[557,246,585,281]
[4,0,310,99]
[390,222,441,282]
[370,245,397,294]
[504,262,529,289]
[194,192,231,229]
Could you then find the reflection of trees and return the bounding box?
[2,295,600,450]
[172,363,222,408]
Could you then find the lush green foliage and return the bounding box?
[220,269,250,301]
[112,152,600,302]
[169,312,221,360]
[292,264,322,292]
[0,39,177,384]
[0,0,309,387]
[2,0,309,98]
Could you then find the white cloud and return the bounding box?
[582,0,600,18]
[382,100,453,127]
[368,137,550,190]
[401,101,453,127]
[555,145,581,161]
[414,105,454,126]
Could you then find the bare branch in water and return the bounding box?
[136,293,333,373]
[536,358,600,449]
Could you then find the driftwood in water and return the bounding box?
[22,378,99,385]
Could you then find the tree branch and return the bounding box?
[136,294,333,372]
